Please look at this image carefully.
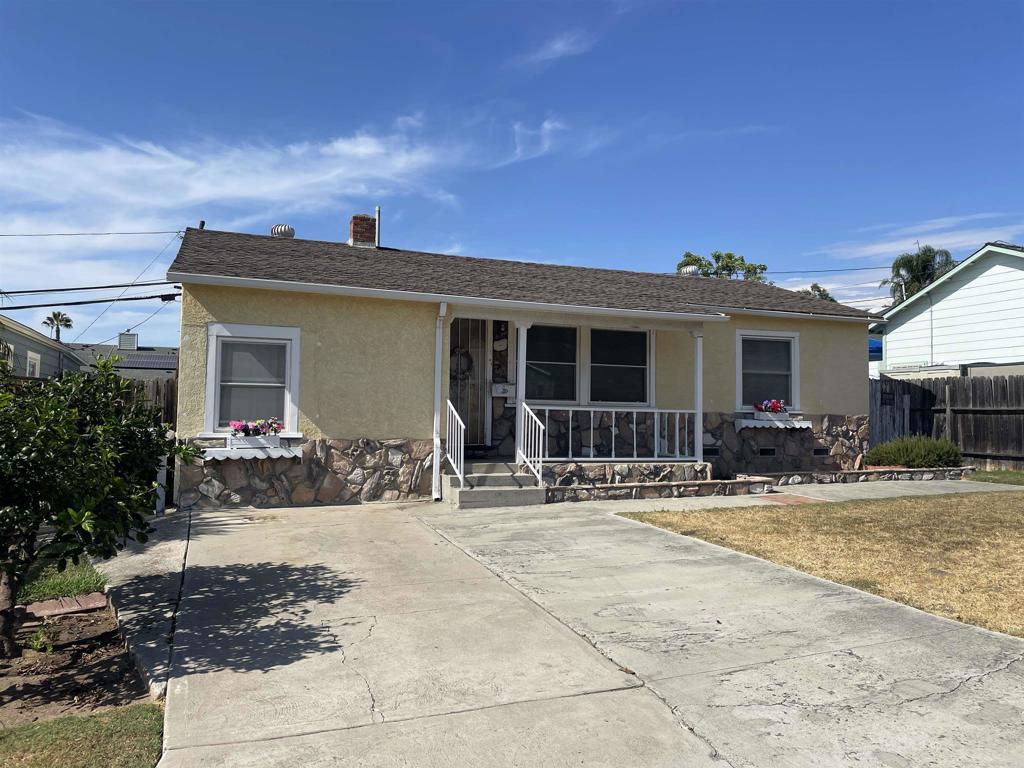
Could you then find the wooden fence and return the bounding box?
[136,377,177,427]
[870,375,1024,470]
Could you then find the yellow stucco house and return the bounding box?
[168,214,878,509]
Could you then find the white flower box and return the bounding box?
[227,434,281,449]
[753,411,790,422]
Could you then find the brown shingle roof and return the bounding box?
[168,228,878,320]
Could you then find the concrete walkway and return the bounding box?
[421,480,1024,767]
[140,479,1023,766]
[154,504,719,767]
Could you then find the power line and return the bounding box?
[3,280,174,297]
[2,293,180,311]
[0,229,182,237]
[81,300,176,348]
[71,231,182,342]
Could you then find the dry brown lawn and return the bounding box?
[623,491,1024,638]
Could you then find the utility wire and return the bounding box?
[0,229,182,237]
[3,292,180,311]
[70,231,182,342]
[81,300,176,348]
[3,280,174,297]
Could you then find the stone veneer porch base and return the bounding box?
[177,437,435,510]
[546,476,774,503]
[742,467,976,486]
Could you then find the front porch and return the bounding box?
[436,312,713,500]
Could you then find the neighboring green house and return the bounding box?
[0,312,88,378]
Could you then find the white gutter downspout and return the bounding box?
[431,302,448,500]
[692,331,704,464]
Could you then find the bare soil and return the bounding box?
[0,608,148,729]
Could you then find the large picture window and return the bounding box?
[738,332,797,408]
[525,325,577,401]
[217,341,287,427]
[203,323,300,434]
[590,329,648,403]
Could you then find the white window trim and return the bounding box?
[26,350,41,378]
[522,323,654,408]
[735,329,800,412]
[202,323,301,436]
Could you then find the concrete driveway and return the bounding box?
[154,480,1023,766]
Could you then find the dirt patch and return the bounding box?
[0,607,148,729]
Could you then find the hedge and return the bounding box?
[864,436,962,468]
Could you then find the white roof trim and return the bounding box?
[880,244,1024,321]
[167,271,732,323]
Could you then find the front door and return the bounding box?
[450,318,490,445]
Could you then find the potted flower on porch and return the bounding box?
[752,399,789,422]
[227,418,283,448]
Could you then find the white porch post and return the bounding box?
[431,302,448,500]
[514,321,531,456]
[693,331,704,463]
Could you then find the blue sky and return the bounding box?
[1,0,1022,346]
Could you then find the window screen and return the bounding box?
[525,325,576,401]
[741,337,792,405]
[217,341,287,426]
[590,329,647,403]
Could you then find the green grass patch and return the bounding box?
[16,560,106,605]
[0,704,162,768]
[971,470,1024,486]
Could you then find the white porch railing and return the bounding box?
[524,405,699,462]
[445,400,465,488]
[516,402,545,484]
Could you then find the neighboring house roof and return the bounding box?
[876,242,1024,325]
[167,228,879,322]
[0,313,89,366]
[69,344,178,370]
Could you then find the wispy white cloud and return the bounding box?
[510,30,597,68]
[493,118,569,167]
[814,214,1024,261]
[0,114,470,344]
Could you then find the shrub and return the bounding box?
[864,436,962,468]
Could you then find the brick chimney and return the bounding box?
[349,214,377,247]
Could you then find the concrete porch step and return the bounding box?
[447,485,547,509]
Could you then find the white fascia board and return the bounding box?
[167,271,731,323]
[881,244,1024,320]
[721,306,879,324]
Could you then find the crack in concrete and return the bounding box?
[705,654,1024,714]
[330,615,384,724]
[419,515,740,766]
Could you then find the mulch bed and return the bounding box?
[0,607,148,729]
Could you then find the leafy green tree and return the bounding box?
[677,250,768,282]
[880,245,955,303]
[797,282,836,302]
[0,357,194,657]
[41,311,73,342]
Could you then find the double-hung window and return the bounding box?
[26,351,41,378]
[590,329,648,403]
[204,323,300,434]
[737,331,799,409]
[525,325,577,401]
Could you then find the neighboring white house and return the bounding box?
[873,242,1024,379]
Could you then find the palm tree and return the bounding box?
[880,245,955,303]
[41,311,73,342]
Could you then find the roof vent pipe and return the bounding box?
[271,224,295,238]
[375,206,381,247]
